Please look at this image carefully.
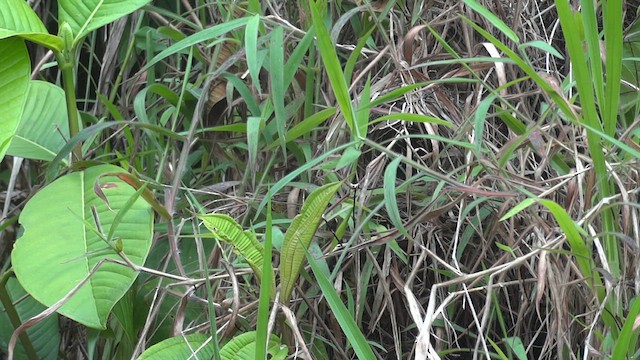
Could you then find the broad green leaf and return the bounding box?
[7,81,70,161]
[136,332,287,360]
[12,165,154,329]
[198,214,276,295]
[280,182,341,303]
[0,38,29,163]
[136,333,214,360]
[0,0,63,51]
[0,277,59,360]
[58,0,152,44]
[220,332,287,360]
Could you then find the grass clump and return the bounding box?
[1,0,640,359]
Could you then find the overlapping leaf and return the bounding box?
[12,165,154,329]
[280,182,341,303]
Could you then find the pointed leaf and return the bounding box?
[136,334,214,360]
[144,17,251,70]
[136,332,287,360]
[7,81,70,161]
[219,331,287,360]
[12,165,154,329]
[198,214,276,294]
[0,0,63,51]
[280,182,341,303]
[0,38,29,163]
[309,1,356,138]
[58,0,152,43]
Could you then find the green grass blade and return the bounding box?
[253,140,355,217]
[383,158,411,240]
[143,17,250,70]
[355,76,371,140]
[284,27,315,89]
[344,26,375,84]
[603,0,623,136]
[255,198,274,360]
[576,0,604,114]
[306,245,377,360]
[309,0,356,138]
[611,295,640,359]
[267,107,336,150]
[245,14,261,93]
[369,113,452,127]
[269,26,287,153]
[555,0,619,279]
[463,0,518,42]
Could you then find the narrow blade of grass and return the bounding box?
[309,0,357,138]
[256,198,274,360]
[306,245,377,360]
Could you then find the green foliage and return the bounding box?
[0,276,59,360]
[58,0,152,45]
[0,38,29,162]
[137,332,287,360]
[7,81,70,161]
[279,182,341,303]
[198,213,277,296]
[12,165,153,328]
[2,0,638,358]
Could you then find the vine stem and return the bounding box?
[55,51,82,163]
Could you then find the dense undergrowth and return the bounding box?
[1,0,640,359]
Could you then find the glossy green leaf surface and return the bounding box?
[0,0,63,50]
[12,165,154,329]
[0,38,29,163]
[58,0,152,44]
[136,332,287,360]
[219,331,287,360]
[136,334,214,360]
[7,81,70,161]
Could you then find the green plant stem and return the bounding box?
[0,270,39,360]
[55,52,82,162]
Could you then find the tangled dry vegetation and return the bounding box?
[2,0,640,359]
